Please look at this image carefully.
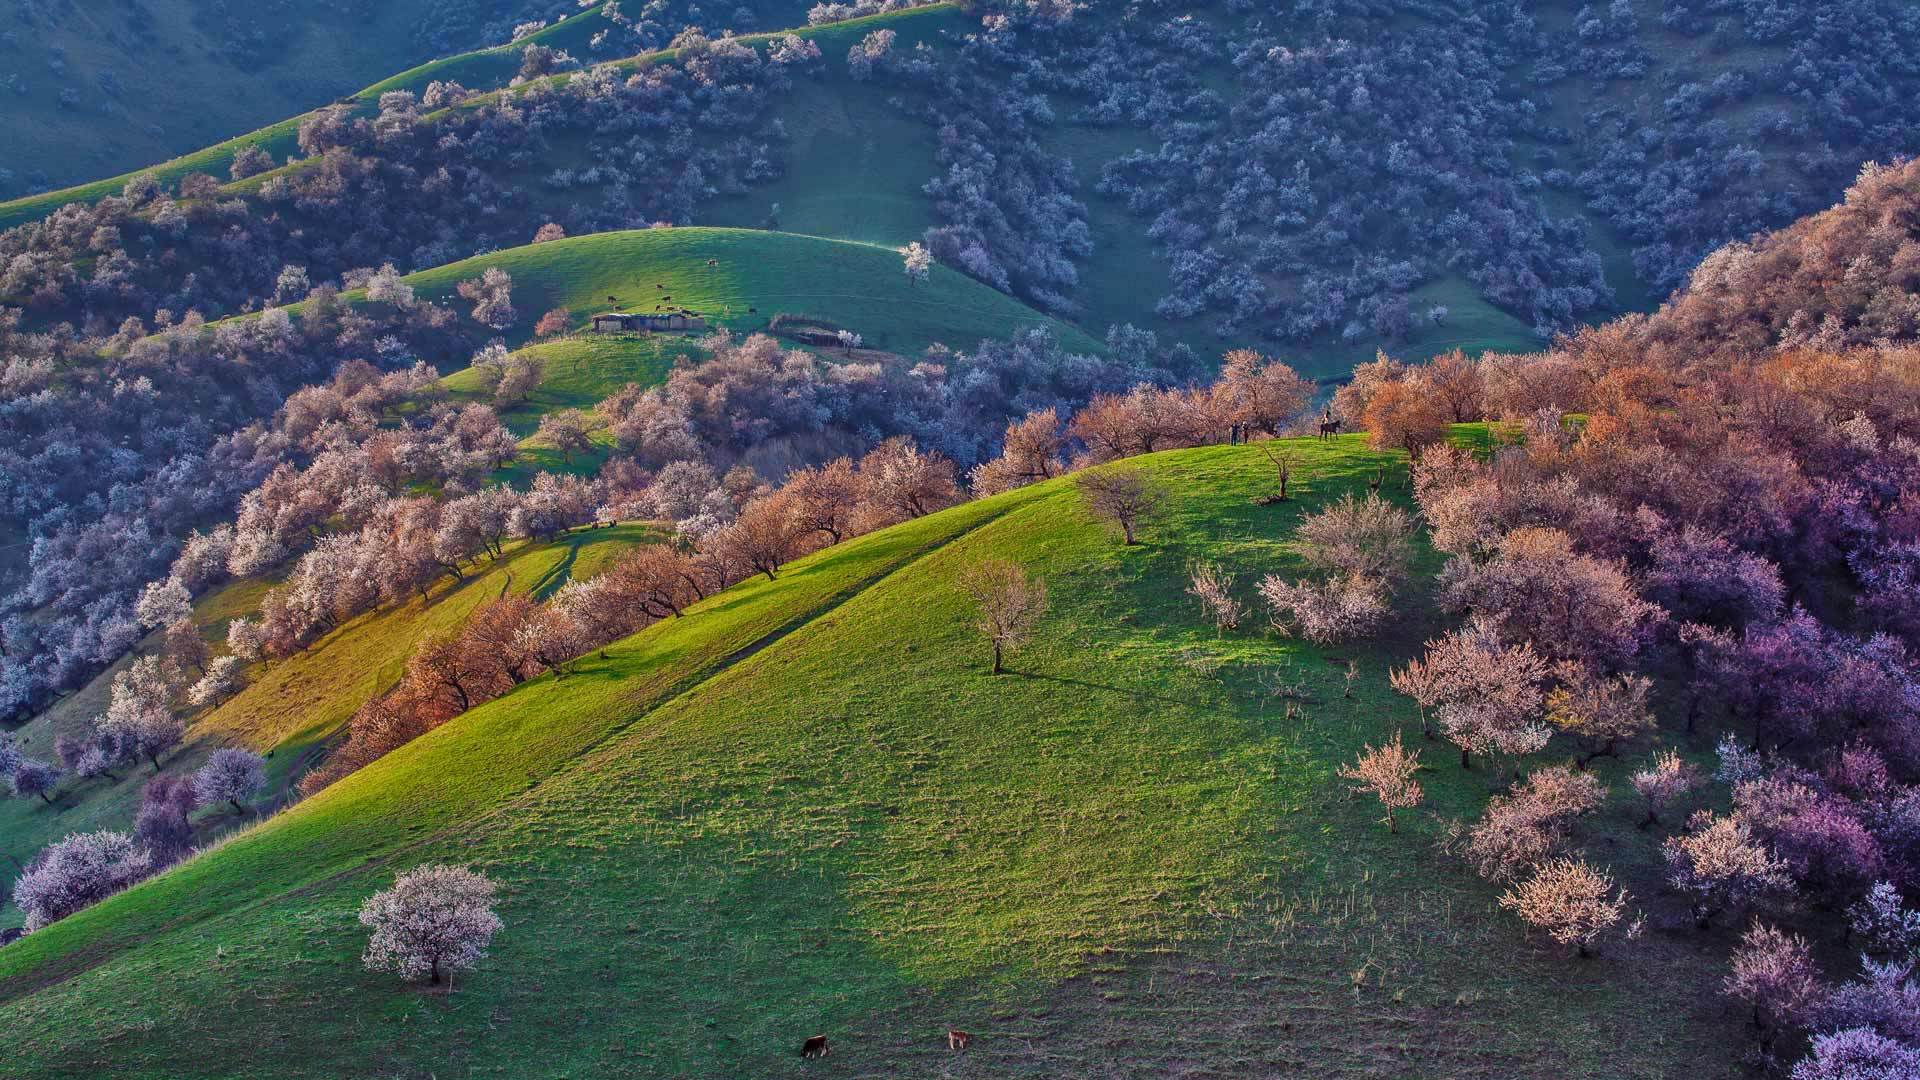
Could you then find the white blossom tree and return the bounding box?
[904,242,932,284]
[188,655,247,707]
[101,656,184,771]
[195,747,267,814]
[360,865,504,987]
[135,577,192,630]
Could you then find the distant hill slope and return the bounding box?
[0,0,832,200]
[0,0,572,197]
[401,227,1103,355]
[0,523,654,915]
[0,4,613,230]
[0,435,1733,1078]
[0,4,962,234]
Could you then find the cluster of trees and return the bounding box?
[858,4,1094,316]
[1091,13,1608,342]
[299,433,970,793]
[865,0,1920,349]
[0,297,473,720]
[1313,160,1920,1073]
[8,746,264,929]
[594,326,1173,482]
[0,19,857,717]
[1578,0,1920,293]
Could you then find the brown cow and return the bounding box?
[947,1030,972,1052]
[800,1035,829,1059]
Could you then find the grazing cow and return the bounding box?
[663,295,671,301]
[948,1030,972,1052]
[607,294,617,303]
[1318,417,1343,440]
[800,1035,829,1059]
[656,283,665,289]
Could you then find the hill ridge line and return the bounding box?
[435,484,1072,838]
[0,485,1059,1004]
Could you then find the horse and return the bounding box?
[799,1035,829,1059]
[1318,418,1343,440]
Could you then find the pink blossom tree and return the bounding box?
[360,865,504,988]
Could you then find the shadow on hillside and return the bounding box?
[1004,669,1194,708]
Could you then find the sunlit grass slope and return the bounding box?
[0,434,1734,1078]
[404,227,1102,356]
[0,524,653,913]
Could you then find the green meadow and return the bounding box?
[0,434,1736,1078]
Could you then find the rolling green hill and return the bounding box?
[0,1,1557,375]
[0,434,1735,1078]
[0,4,960,235]
[402,227,1099,356]
[0,5,618,231]
[0,221,1090,897]
[8,1,1911,377]
[0,523,655,915]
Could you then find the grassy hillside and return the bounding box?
[0,3,626,213]
[0,1,1536,376]
[396,227,1104,357]
[0,5,960,234]
[0,523,654,914]
[0,434,1738,1078]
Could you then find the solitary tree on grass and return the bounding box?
[12,830,152,931]
[1724,922,1822,1048]
[11,758,60,804]
[1630,749,1702,829]
[1339,733,1423,833]
[1076,465,1167,545]
[536,409,596,465]
[959,559,1047,676]
[904,242,932,284]
[360,864,504,989]
[1498,857,1630,957]
[194,748,266,815]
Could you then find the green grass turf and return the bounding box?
[393,226,1104,357]
[0,433,1738,1078]
[0,524,654,917]
[0,5,619,231]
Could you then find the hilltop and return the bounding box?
[401,227,1102,357]
[0,435,1737,1078]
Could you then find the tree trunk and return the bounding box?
[39,792,53,804]
[231,798,245,815]
[991,642,1003,676]
[1459,747,1471,769]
